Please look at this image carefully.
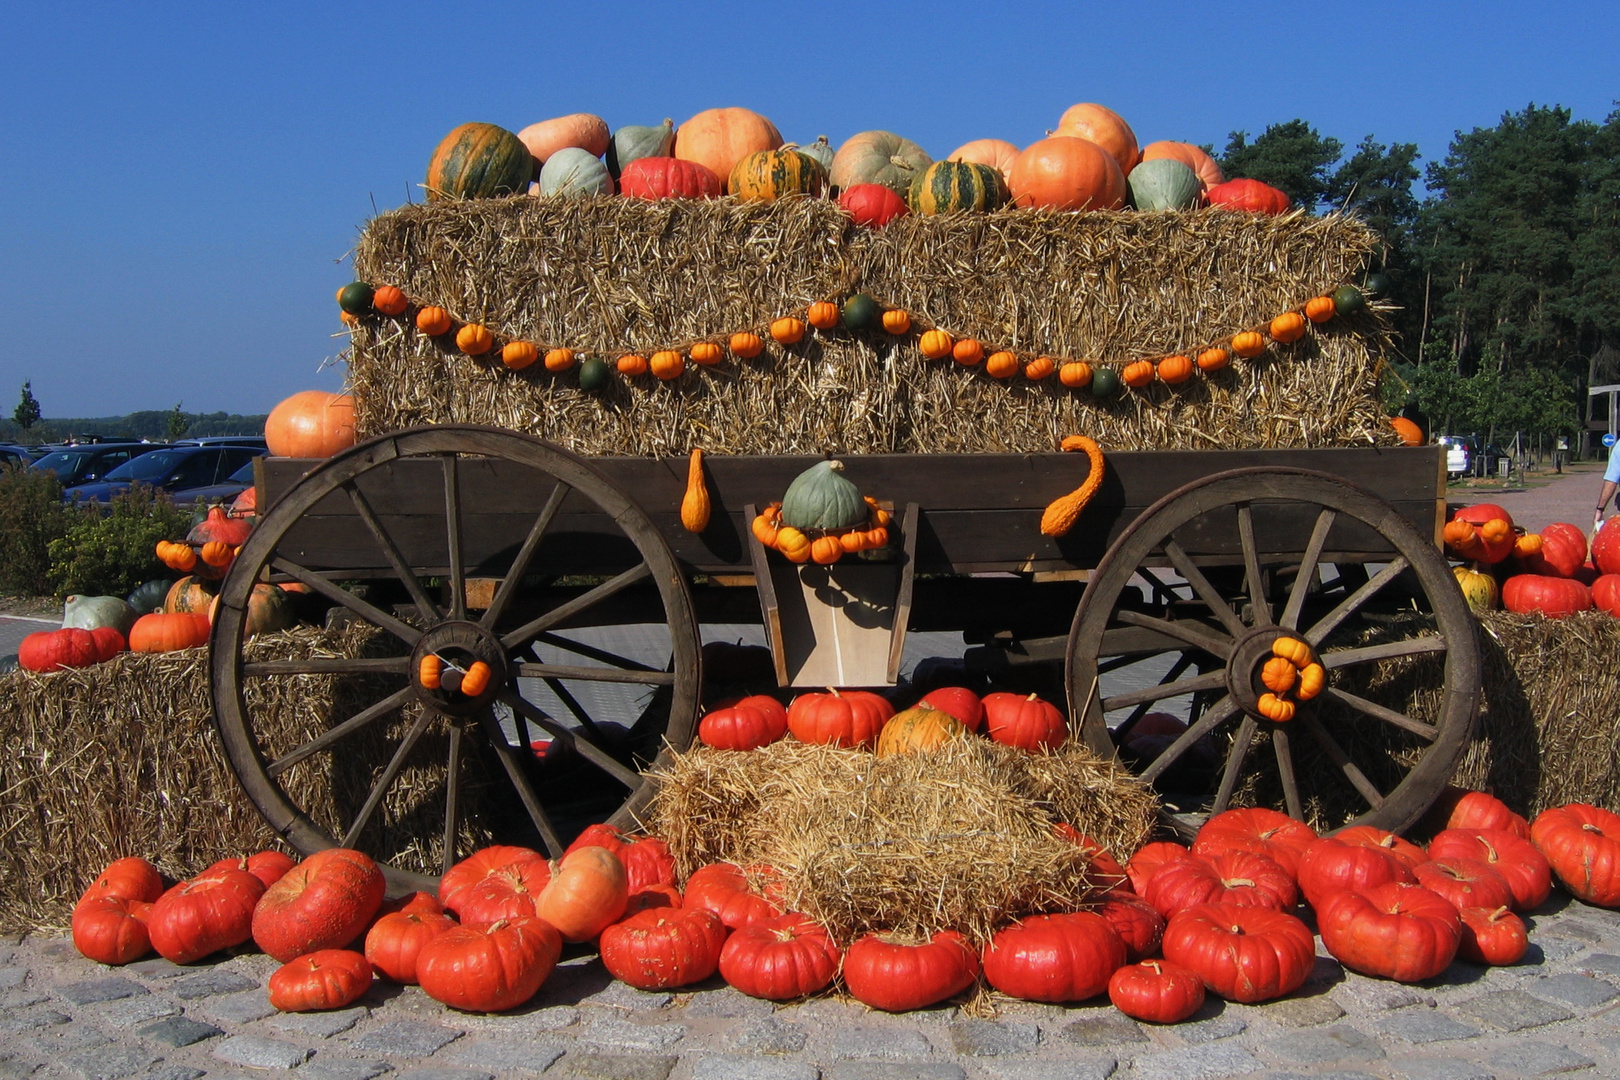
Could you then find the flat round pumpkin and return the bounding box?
[1007,137,1126,212]
[673,107,783,190]
[829,131,932,198]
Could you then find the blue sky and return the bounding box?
[2,1,1616,419]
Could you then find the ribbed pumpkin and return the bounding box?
[517,113,609,165]
[1140,141,1225,189]
[1197,347,1231,372]
[1207,178,1291,215]
[426,123,533,200]
[829,131,932,198]
[1453,567,1499,612]
[501,342,539,370]
[607,119,675,178]
[1127,158,1202,211]
[673,107,783,188]
[1269,312,1307,344]
[1157,355,1195,385]
[1053,103,1139,177]
[875,706,968,758]
[908,161,1008,215]
[729,148,826,201]
[1007,137,1126,212]
[1231,332,1266,358]
[537,147,613,198]
[838,183,910,228]
[265,391,355,458]
[780,460,866,531]
[947,138,1020,177]
[618,157,722,200]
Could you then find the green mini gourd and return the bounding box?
[780,460,866,531]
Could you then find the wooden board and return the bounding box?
[258,446,1444,577]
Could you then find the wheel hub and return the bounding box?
[409,620,511,717]
[1226,627,1318,721]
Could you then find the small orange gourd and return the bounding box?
[419,654,442,690]
[650,350,685,380]
[1059,362,1093,389]
[770,317,805,344]
[1269,312,1307,343]
[690,342,723,366]
[840,530,867,554]
[1296,663,1326,701]
[1024,356,1056,380]
[1040,436,1105,537]
[952,339,984,366]
[1271,637,1312,667]
[775,527,811,563]
[1259,656,1297,694]
[1231,331,1265,358]
[681,448,711,533]
[200,540,233,568]
[864,496,890,529]
[1197,347,1231,372]
[1442,518,1484,561]
[1304,296,1336,323]
[502,342,540,370]
[372,285,409,316]
[1157,355,1194,384]
[617,354,649,376]
[1479,518,1511,545]
[456,324,494,356]
[730,332,765,358]
[919,329,954,359]
[882,309,911,334]
[1513,533,1543,559]
[459,661,492,697]
[541,347,575,372]
[416,307,452,336]
[752,511,781,548]
[1257,693,1296,723]
[810,535,844,565]
[1122,360,1155,388]
[807,302,841,330]
[985,351,1020,378]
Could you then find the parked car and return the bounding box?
[1437,435,1473,477]
[29,443,162,487]
[171,458,258,507]
[0,445,32,469]
[64,445,266,505]
[171,436,269,449]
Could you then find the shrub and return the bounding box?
[47,485,191,599]
[0,464,69,596]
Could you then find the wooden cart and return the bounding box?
[211,426,1478,892]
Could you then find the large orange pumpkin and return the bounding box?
[1007,137,1126,212]
[673,107,783,190]
[1140,141,1225,189]
[947,138,1020,177]
[265,391,356,458]
[516,113,610,165]
[1054,103,1138,177]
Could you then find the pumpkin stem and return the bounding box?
[827,459,845,472]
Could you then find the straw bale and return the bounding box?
[646,738,1157,943]
[349,198,1392,456]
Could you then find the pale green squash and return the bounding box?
[607,119,675,179]
[1127,158,1203,211]
[537,147,613,198]
[780,460,866,531]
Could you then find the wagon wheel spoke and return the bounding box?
[443,454,466,622]
[1320,637,1447,669]
[500,563,652,651]
[267,686,416,778]
[346,480,441,623]
[341,706,435,848]
[1303,556,1410,646]
[1279,508,1336,630]
[1236,504,1270,626]
[1139,694,1239,784]
[1272,724,1304,819]
[498,689,644,790]
[442,723,462,876]
[244,657,411,677]
[513,662,676,686]
[1137,566,1188,606]
[534,666,609,741]
[481,481,570,631]
[270,557,423,646]
[534,631,661,673]
[1102,669,1228,714]
[1301,713,1385,808]
[1210,714,1258,815]
[1321,686,1438,742]
[1115,609,1234,661]
[1163,538,1249,638]
[475,706,565,858]
[1111,653,1196,740]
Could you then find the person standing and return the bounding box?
[1597,437,1620,530]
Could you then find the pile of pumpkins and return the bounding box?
[1447,502,1620,617]
[425,103,1292,223]
[69,789,1620,1020]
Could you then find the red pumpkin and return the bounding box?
[439,846,548,917]
[1333,825,1427,870]
[624,883,683,916]
[1429,788,1530,840]
[535,845,628,942]
[786,689,893,749]
[365,910,458,984]
[565,825,677,893]
[1144,851,1297,919]
[1095,894,1165,963]
[265,391,356,458]
[1192,807,1317,880]
[1317,882,1460,983]
[380,891,445,917]
[1049,826,1129,894]
[1127,841,1193,895]
[841,930,981,1012]
[252,848,387,962]
[1108,959,1206,1024]
[1161,902,1315,1003]
[1452,503,1516,564]
[1414,857,1514,913]
[1530,803,1620,907]
[599,906,728,990]
[982,912,1125,1003]
[618,156,723,200]
[73,896,154,965]
[416,917,562,1012]
[1296,836,1416,909]
[1006,136,1127,211]
[18,627,104,672]
[88,625,126,662]
[699,695,790,751]
[1592,517,1620,575]
[838,183,911,228]
[718,912,841,1000]
[1205,178,1291,214]
[446,859,551,928]
[78,856,164,907]
[1522,522,1587,577]
[209,851,297,890]
[683,863,779,930]
[268,949,374,1012]
[1502,574,1591,617]
[914,686,985,733]
[188,503,253,549]
[1427,828,1551,911]
[1592,574,1620,616]
[1457,905,1528,965]
[981,692,1066,752]
[147,867,266,964]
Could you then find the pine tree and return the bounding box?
[13,381,41,430]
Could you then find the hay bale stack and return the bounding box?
[647,739,1157,943]
[351,198,1391,456]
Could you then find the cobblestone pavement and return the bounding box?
[4,892,1619,1080]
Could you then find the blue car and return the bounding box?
[65,445,266,505]
[30,443,161,487]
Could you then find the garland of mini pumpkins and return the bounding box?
[335,279,1373,399]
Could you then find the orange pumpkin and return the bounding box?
[770,317,805,344]
[265,391,356,458]
[541,347,574,372]
[1157,355,1194,384]
[1197,347,1231,372]
[650,350,685,380]
[1231,331,1266,358]
[129,612,210,653]
[985,351,1020,378]
[502,342,540,370]
[947,138,1020,177]
[952,338,985,366]
[920,329,954,359]
[1053,104,1139,178]
[455,324,494,356]
[1122,360,1155,388]
[882,309,911,334]
[617,354,649,376]
[371,285,408,316]
[729,332,765,358]
[673,107,784,189]
[1025,356,1056,380]
[415,306,452,336]
[690,342,723,366]
[1140,141,1225,189]
[774,527,811,563]
[1270,312,1308,344]
[1007,137,1126,211]
[535,846,628,943]
[807,302,841,330]
[516,112,610,164]
[1305,296,1337,323]
[1390,416,1424,446]
[810,535,843,565]
[1059,362,1093,389]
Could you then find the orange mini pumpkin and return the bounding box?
[691,342,723,366]
[542,347,575,372]
[371,285,408,316]
[1122,360,1155,388]
[882,309,911,334]
[775,527,811,563]
[1304,296,1337,323]
[730,332,764,359]
[920,329,954,359]
[617,354,649,376]
[1269,312,1307,344]
[810,535,844,565]
[1197,347,1231,372]
[416,306,452,336]
[650,350,685,380]
[952,339,985,366]
[985,351,1019,378]
[1231,331,1266,358]
[502,342,540,370]
[807,302,841,330]
[770,317,806,345]
[1158,355,1194,384]
[456,324,494,356]
[1260,656,1297,694]
[1025,356,1056,380]
[1059,361,1093,389]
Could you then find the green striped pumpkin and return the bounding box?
[426,122,533,200]
[907,161,1008,215]
[728,148,827,202]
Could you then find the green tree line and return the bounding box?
[1219,104,1619,445]
[1,404,268,445]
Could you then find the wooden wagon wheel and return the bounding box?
[1065,467,1480,838]
[211,426,701,894]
